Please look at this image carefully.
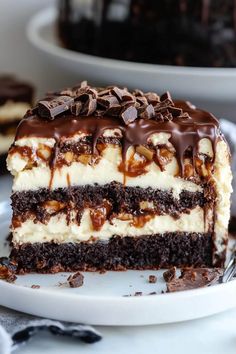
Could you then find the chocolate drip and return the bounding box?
[15,100,220,176]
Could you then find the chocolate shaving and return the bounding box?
[97,95,119,108]
[38,96,74,120]
[166,268,223,293]
[163,267,176,282]
[67,271,84,288]
[71,101,83,116]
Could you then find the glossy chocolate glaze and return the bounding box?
[15,100,221,175]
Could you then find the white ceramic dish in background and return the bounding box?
[1,176,236,326]
[27,8,236,106]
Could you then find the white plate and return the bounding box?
[1,176,236,326]
[27,8,236,104]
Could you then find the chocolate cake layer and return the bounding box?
[10,232,214,273]
[11,183,208,219]
[0,75,33,106]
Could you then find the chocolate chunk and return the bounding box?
[106,104,121,116]
[38,96,74,120]
[67,271,84,288]
[97,95,119,108]
[71,101,82,116]
[140,104,155,119]
[144,92,160,104]
[168,106,183,117]
[132,89,144,97]
[111,87,125,101]
[163,267,176,282]
[166,268,223,293]
[160,91,173,103]
[121,106,137,125]
[80,96,97,115]
[148,275,157,283]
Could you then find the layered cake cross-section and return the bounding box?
[0,75,33,172]
[7,82,232,273]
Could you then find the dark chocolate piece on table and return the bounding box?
[148,275,157,283]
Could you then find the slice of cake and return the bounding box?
[0,75,34,173]
[7,82,232,273]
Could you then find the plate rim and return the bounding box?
[26,7,236,79]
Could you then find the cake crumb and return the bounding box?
[148,275,157,283]
[67,271,84,288]
[134,291,143,296]
[163,267,176,282]
[31,284,40,289]
[0,257,17,283]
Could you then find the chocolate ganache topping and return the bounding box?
[15,82,221,175]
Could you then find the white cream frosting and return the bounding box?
[0,101,30,122]
[12,207,205,244]
[0,134,14,154]
[8,144,202,197]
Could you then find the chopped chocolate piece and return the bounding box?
[106,104,121,116]
[38,96,74,120]
[168,106,183,117]
[163,267,176,282]
[121,106,137,125]
[71,101,82,116]
[166,268,223,292]
[149,292,157,295]
[140,104,155,119]
[67,271,84,288]
[133,89,144,97]
[134,291,143,296]
[0,257,17,282]
[160,91,173,103]
[31,284,40,289]
[148,275,157,283]
[97,95,119,108]
[144,92,160,104]
[80,96,97,115]
[110,87,125,101]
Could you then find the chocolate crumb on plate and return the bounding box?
[163,267,176,282]
[166,268,223,293]
[148,275,157,283]
[0,257,17,282]
[31,284,40,289]
[134,291,143,296]
[67,271,84,288]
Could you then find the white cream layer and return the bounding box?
[8,143,203,197]
[0,101,30,122]
[12,207,205,244]
[0,134,14,154]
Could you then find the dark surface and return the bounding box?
[58,0,236,67]
[10,233,216,273]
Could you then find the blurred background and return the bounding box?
[0,0,236,120]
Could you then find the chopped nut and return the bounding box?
[184,163,194,178]
[64,151,74,163]
[37,145,51,161]
[43,200,65,213]
[136,145,154,160]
